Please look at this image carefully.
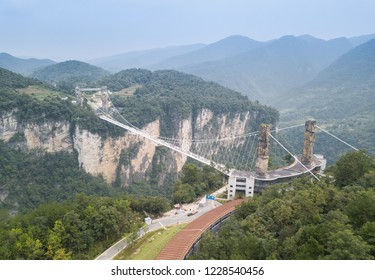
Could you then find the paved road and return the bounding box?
[148,199,222,231]
[95,188,226,260]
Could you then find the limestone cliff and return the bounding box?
[0,108,257,186]
[0,113,72,152]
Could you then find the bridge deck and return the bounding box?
[156,199,245,260]
[231,155,324,181]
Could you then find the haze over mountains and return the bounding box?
[1,34,374,109]
[152,35,265,70]
[3,33,374,106]
[0,52,55,76]
[90,44,205,73]
[87,33,374,103]
[279,38,375,153]
[280,38,375,117]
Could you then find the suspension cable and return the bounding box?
[268,132,320,181]
[316,125,359,151]
[270,123,305,133]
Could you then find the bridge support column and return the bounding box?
[301,120,316,164]
[255,124,271,177]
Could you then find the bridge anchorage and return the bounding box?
[227,120,326,200]
[75,86,111,113]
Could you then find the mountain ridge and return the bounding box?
[152,35,265,70]
[0,52,56,76]
[180,35,353,103]
[89,44,205,73]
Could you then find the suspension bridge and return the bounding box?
[78,87,360,199]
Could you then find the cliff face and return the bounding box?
[0,108,255,186]
[0,112,72,152]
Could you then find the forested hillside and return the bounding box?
[0,141,112,211]
[31,60,109,93]
[0,67,42,89]
[191,151,375,260]
[102,69,279,133]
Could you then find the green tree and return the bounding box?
[172,182,196,203]
[45,228,72,260]
[345,190,375,228]
[333,151,374,187]
[324,229,373,260]
[359,222,375,256]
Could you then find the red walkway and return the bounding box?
[156,199,245,260]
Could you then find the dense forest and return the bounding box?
[0,194,140,259]
[191,151,375,260]
[0,141,111,211]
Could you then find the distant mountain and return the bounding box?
[279,38,375,117]
[90,44,205,73]
[348,34,375,47]
[180,35,353,103]
[153,35,265,70]
[0,67,42,89]
[32,60,110,93]
[0,52,56,76]
[279,39,375,154]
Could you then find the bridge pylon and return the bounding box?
[255,124,271,177]
[301,119,316,164]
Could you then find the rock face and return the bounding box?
[255,124,271,177]
[301,120,316,164]
[0,109,257,186]
[0,113,73,152]
[0,112,18,142]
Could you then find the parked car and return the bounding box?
[187,210,198,216]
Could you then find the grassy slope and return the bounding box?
[115,223,187,260]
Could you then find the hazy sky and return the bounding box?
[1,0,374,61]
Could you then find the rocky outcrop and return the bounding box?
[24,121,73,152]
[0,113,18,142]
